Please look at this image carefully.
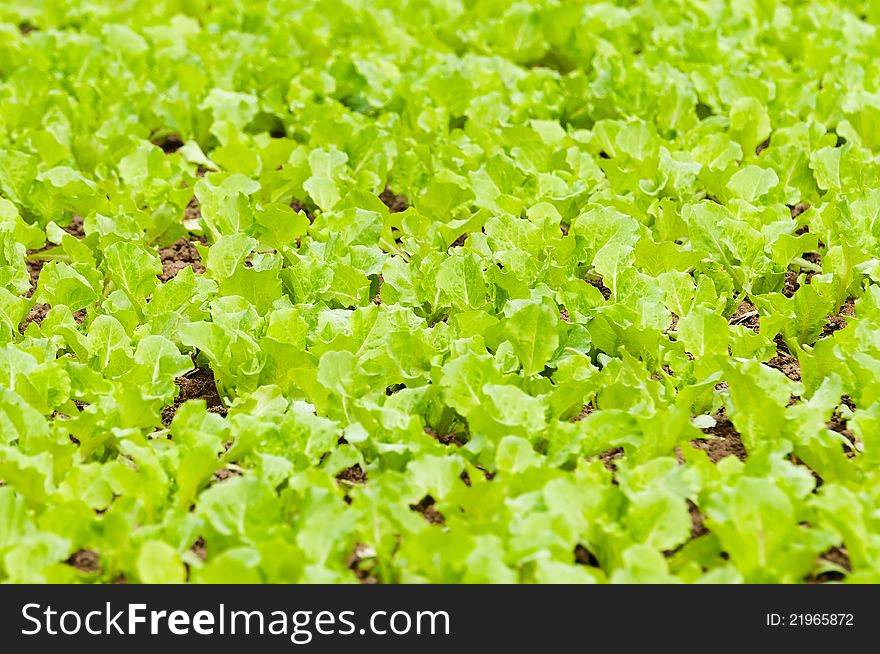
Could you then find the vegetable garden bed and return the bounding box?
[0,0,879,583]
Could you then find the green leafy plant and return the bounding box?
[0,0,878,584]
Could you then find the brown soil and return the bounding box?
[161,368,226,426]
[19,23,38,34]
[66,549,101,573]
[449,233,468,248]
[802,251,821,267]
[729,300,759,332]
[688,500,708,538]
[290,199,315,223]
[158,238,205,282]
[336,464,367,485]
[213,467,241,482]
[826,410,854,442]
[410,495,445,525]
[768,334,801,380]
[667,313,679,332]
[20,303,49,333]
[766,346,801,381]
[691,409,746,462]
[371,273,384,306]
[820,546,851,570]
[783,270,800,297]
[560,223,569,236]
[348,543,379,584]
[25,259,43,297]
[191,537,207,561]
[755,136,771,156]
[184,197,201,224]
[789,202,811,219]
[379,186,408,213]
[598,447,624,473]
[64,214,85,238]
[774,334,790,353]
[822,298,855,337]
[570,403,594,422]
[559,307,570,322]
[784,265,821,297]
[460,471,471,487]
[807,547,851,583]
[574,544,600,567]
[423,426,464,447]
[151,132,184,154]
[587,276,612,300]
